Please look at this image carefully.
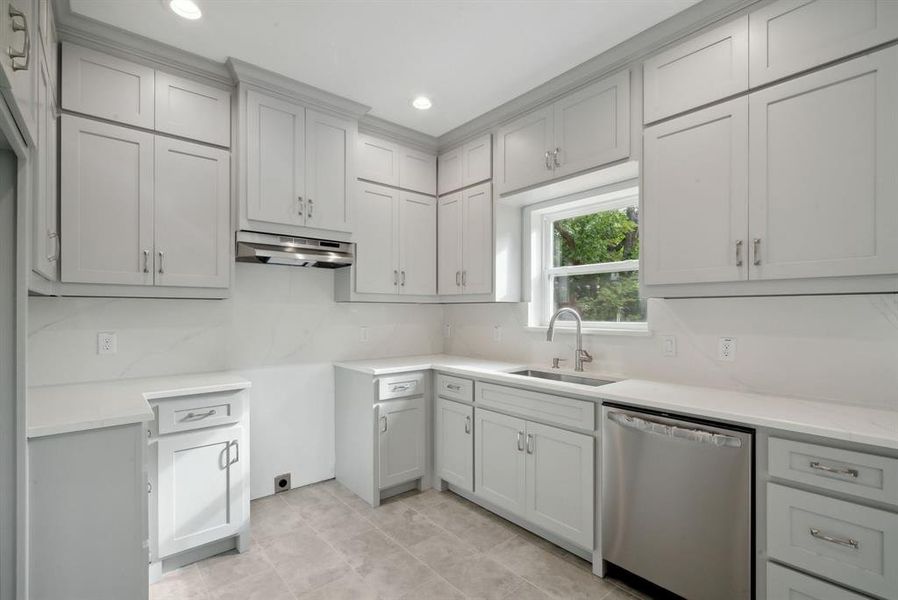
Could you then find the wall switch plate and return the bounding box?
[359,326,369,343]
[661,335,677,357]
[493,325,502,342]
[97,332,117,355]
[718,337,736,361]
[273,473,291,494]
[444,324,451,338]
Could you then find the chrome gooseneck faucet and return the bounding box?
[546,307,593,372]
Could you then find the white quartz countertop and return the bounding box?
[28,372,252,439]
[334,354,898,450]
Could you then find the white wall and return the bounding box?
[28,264,443,498]
[444,294,898,410]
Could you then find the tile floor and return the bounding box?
[150,480,659,600]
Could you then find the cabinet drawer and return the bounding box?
[767,563,872,600]
[436,374,473,403]
[377,372,426,401]
[476,382,594,431]
[155,390,243,435]
[767,483,898,599]
[769,437,898,506]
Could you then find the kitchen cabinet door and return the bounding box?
[462,133,492,188]
[399,146,436,195]
[377,398,425,490]
[435,398,473,493]
[357,133,399,187]
[305,108,355,233]
[495,105,554,194]
[354,182,399,294]
[32,48,56,280]
[155,424,245,559]
[524,421,594,550]
[749,0,898,87]
[60,115,154,285]
[398,191,436,295]
[475,408,526,517]
[437,146,462,196]
[460,182,492,294]
[155,71,231,147]
[643,98,749,285]
[245,90,305,227]
[553,71,630,178]
[61,42,154,129]
[437,191,463,296]
[154,137,230,288]
[0,0,36,142]
[748,47,898,281]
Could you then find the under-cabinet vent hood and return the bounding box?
[236,231,353,269]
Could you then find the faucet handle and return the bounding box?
[577,349,593,364]
[551,357,566,369]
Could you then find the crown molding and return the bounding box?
[436,0,761,149]
[358,115,438,154]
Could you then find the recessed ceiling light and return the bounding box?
[412,96,432,110]
[169,0,202,20]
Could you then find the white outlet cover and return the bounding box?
[493,325,502,342]
[359,326,369,343]
[661,335,677,357]
[444,324,451,338]
[717,337,736,362]
[97,332,117,355]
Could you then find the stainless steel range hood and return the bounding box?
[236,231,353,269]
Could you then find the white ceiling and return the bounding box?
[69,0,698,137]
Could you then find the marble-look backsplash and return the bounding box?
[444,294,898,410]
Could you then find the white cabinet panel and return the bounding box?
[305,109,355,233]
[60,115,154,285]
[377,398,425,490]
[154,71,231,146]
[354,182,399,294]
[643,17,748,123]
[748,47,898,280]
[437,146,462,196]
[399,146,436,195]
[462,134,492,188]
[475,408,526,516]
[437,191,463,295]
[460,182,492,294]
[435,398,473,493]
[524,421,593,550]
[357,133,399,187]
[1,0,36,141]
[156,424,245,558]
[553,71,630,178]
[749,0,898,87]
[398,191,436,295]
[154,137,230,288]
[495,105,554,194]
[643,98,749,285]
[32,47,57,280]
[61,42,154,129]
[245,90,304,227]
[766,563,871,600]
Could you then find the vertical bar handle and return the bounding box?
[752,238,761,266]
[735,240,743,267]
[380,415,388,433]
[516,431,524,451]
[526,433,534,454]
[464,416,471,434]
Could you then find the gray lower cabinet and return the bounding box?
[767,563,872,600]
[377,397,426,490]
[435,397,474,493]
[475,408,527,515]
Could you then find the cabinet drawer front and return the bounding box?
[643,16,748,123]
[769,437,898,506]
[767,563,872,600]
[749,0,898,87]
[476,382,594,431]
[767,483,898,599]
[436,374,473,403]
[155,71,231,147]
[378,372,426,400]
[155,390,243,435]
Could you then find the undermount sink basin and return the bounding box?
[509,369,613,387]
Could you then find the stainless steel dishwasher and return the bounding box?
[602,405,753,600]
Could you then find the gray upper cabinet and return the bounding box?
[304,108,355,233]
[61,42,155,129]
[357,133,436,196]
[154,71,231,147]
[749,0,898,87]
[643,16,748,124]
[398,146,436,196]
[496,71,629,195]
[32,43,58,282]
[437,133,492,195]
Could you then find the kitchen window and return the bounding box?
[529,189,647,333]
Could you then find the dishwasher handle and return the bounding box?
[607,411,743,448]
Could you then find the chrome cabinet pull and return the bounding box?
[8,3,30,71]
[462,271,467,286]
[47,231,59,262]
[464,415,471,434]
[544,151,551,170]
[809,527,859,550]
[307,198,313,220]
[380,415,388,433]
[297,196,304,216]
[143,249,149,273]
[455,271,461,286]
[735,240,743,267]
[526,433,534,454]
[400,270,406,286]
[181,409,217,421]
[446,383,461,391]
[516,431,524,451]
[393,270,398,286]
[553,147,560,168]
[809,461,859,479]
[228,440,240,465]
[752,238,761,266]
[147,481,152,494]
[158,251,164,274]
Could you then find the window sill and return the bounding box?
[524,324,652,337]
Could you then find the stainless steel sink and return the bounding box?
[509,369,613,387]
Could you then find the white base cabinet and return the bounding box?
[378,397,426,490]
[435,397,474,493]
[475,408,527,515]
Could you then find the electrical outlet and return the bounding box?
[493,325,502,342]
[273,473,291,494]
[661,335,677,357]
[359,326,369,343]
[718,337,736,362]
[443,324,451,338]
[97,332,117,355]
